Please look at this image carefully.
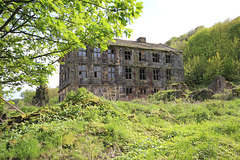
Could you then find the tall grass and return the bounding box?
[0,88,240,159]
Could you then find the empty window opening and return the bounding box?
[125,51,131,60]
[79,48,86,56]
[166,54,171,63]
[153,69,159,80]
[139,52,142,61]
[79,65,87,78]
[108,49,115,59]
[125,67,132,79]
[108,67,115,79]
[126,87,133,95]
[94,48,101,58]
[154,88,159,93]
[153,53,159,62]
[140,68,146,80]
[94,66,101,78]
[166,69,172,81]
[140,88,146,94]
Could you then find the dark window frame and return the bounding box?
[94,66,101,78]
[153,53,159,62]
[79,65,87,78]
[125,67,132,79]
[79,48,86,56]
[126,87,133,95]
[94,48,101,58]
[140,88,146,94]
[140,68,146,80]
[108,49,115,59]
[166,54,171,63]
[125,51,131,60]
[108,66,115,79]
[153,69,159,80]
[166,69,172,81]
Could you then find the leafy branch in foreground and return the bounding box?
[0,0,143,93]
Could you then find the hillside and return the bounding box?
[165,17,240,88]
[1,88,240,159]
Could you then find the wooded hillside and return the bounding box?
[165,17,240,88]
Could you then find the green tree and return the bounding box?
[169,17,240,87]
[33,84,49,106]
[0,0,143,94]
[21,89,35,106]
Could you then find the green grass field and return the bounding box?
[1,88,240,159]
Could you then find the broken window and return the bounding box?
[125,51,131,60]
[125,67,132,79]
[126,87,132,95]
[79,48,86,56]
[140,68,146,80]
[153,53,159,62]
[94,48,101,58]
[140,88,146,94]
[153,69,159,80]
[79,65,87,78]
[166,54,171,63]
[139,52,142,61]
[166,69,172,81]
[108,67,115,79]
[94,66,101,78]
[108,49,115,59]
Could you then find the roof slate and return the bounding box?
[109,39,182,53]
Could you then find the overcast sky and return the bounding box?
[11,0,240,99]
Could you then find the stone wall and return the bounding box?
[59,45,184,101]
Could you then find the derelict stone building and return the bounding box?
[59,37,184,101]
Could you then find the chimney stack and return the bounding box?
[137,37,146,43]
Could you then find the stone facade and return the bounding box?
[59,37,184,101]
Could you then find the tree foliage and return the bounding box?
[0,0,143,93]
[32,84,49,106]
[20,87,58,106]
[20,89,35,106]
[166,17,240,88]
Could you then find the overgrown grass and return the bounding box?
[0,88,240,159]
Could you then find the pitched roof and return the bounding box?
[108,38,182,53]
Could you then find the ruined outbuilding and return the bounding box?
[59,37,184,101]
